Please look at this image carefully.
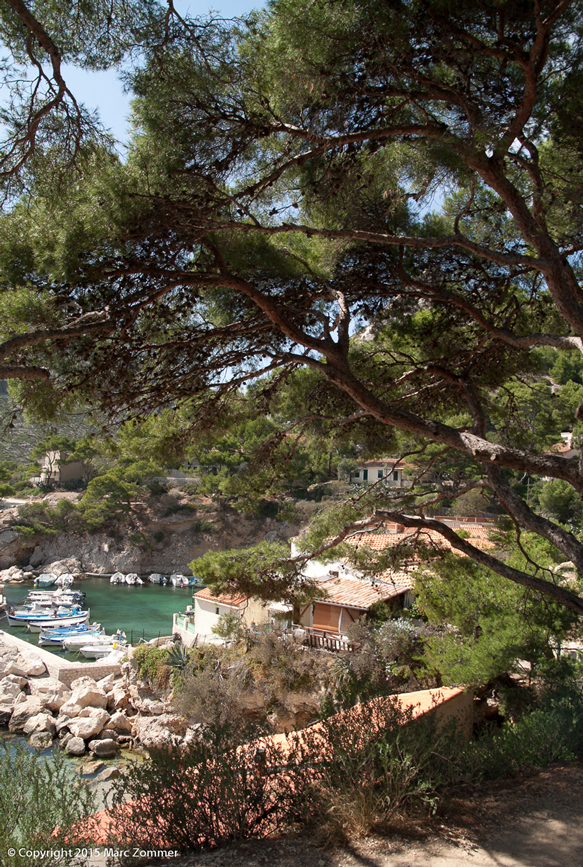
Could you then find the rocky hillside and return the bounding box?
[0,488,309,574]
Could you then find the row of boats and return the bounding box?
[110,572,201,587]
[5,587,127,659]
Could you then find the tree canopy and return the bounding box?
[2,0,583,612]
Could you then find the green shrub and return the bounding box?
[179,481,199,495]
[467,691,583,780]
[0,742,96,867]
[132,645,172,689]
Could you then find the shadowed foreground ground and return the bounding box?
[125,760,583,867]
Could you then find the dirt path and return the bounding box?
[139,761,583,867]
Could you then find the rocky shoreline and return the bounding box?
[0,638,194,762]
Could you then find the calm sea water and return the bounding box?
[1,576,194,655]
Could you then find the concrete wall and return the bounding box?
[0,630,122,686]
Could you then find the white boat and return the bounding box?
[170,574,189,587]
[124,573,139,585]
[63,630,121,650]
[7,602,75,626]
[34,572,58,588]
[55,573,75,588]
[27,590,85,607]
[26,609,90,632]
[148,573,164,584]
[79,640,126,659]
[110,572,124,584]
[38,624,102,647]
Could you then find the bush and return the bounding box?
[132,645,172,689]
[0,742,96,867]
[107,698,468,859]
[467,690,583,780]
[108,722,306,861]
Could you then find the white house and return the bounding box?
[192,587,270,643]
[351,459,405,487]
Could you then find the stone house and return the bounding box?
[35,450,91,486]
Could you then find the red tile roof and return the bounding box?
[345,524,494,555]
[318,574,408,609]
[194,587,248,607]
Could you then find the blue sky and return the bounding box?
[64,0,263,145]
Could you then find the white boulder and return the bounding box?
[68,709,110,740]
[29,678,72,712]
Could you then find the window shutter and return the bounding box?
[312,603,340,632]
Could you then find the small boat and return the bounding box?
[63,630,123,650]
[7,602,72,626]
[148,573,164,584]
[124,573,139,585]
[27,588,85,602]
[38,623,101,647]
[79,639,126,659]
[34,573,58,588]
[135,577,144,586]
[189,576,203,587]
[26,608,90,632]
[110,572,124,584]
[26,591,85,608]
[170,574,189,587]
[55,573,75,588]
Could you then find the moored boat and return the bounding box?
[79,639,126,659]
[34,572,57,588]
[148,573,164,584]
[170,574,189,587]
[63,629,124,650]
[26,608,90,632]
[38,623,102,646]
[110,572,124,584]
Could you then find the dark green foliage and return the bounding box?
[2,0,583,619]
[416,546,577,688]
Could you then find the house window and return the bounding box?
[393,471,399,481]
[377,469,383,479]
[215,606,220,615]
[354,470,360,479]
[362,469,368,481]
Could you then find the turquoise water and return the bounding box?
[1,576,194,654]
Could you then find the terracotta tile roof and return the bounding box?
[318,574,408,609]
[194,587,248,607]
[345,524,494,555]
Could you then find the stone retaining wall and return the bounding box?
[0,630,122,686]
